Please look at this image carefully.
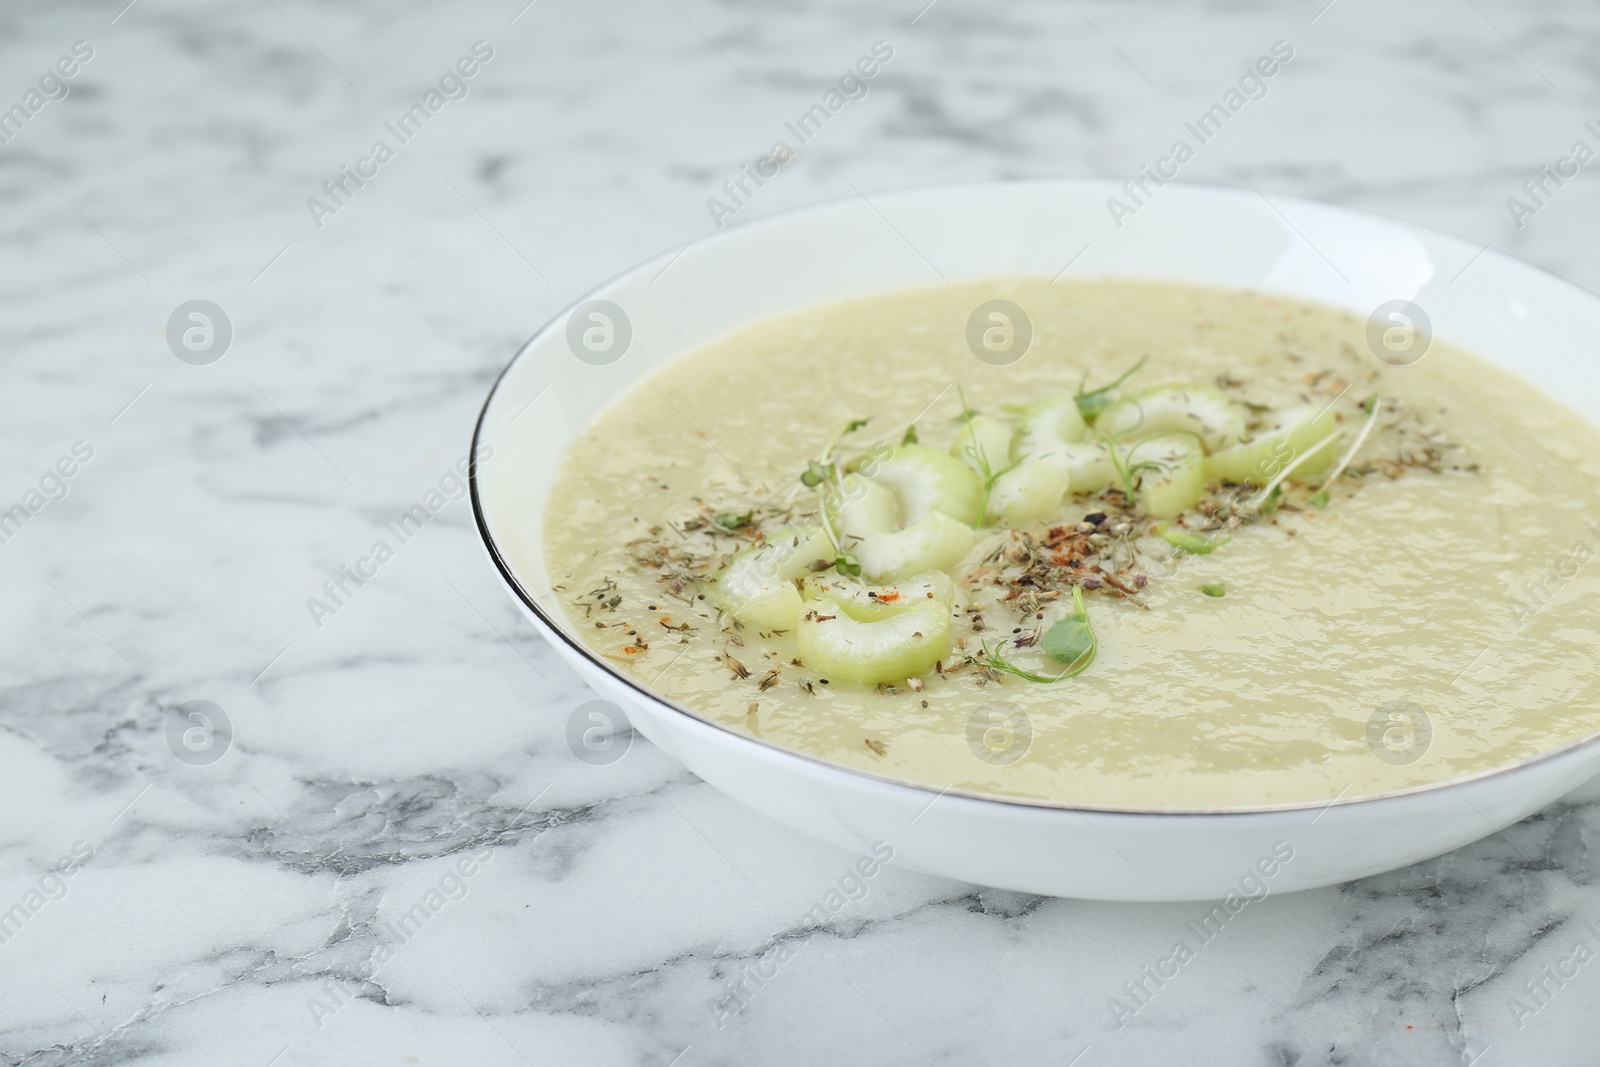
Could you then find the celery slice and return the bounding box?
[950,415,1015,474]
[1097,384,1247,451]
[986,458,1071,526]
[803,569,955,622]
[1031,438,1117,495]
[828,443,982,582]
[829,475,975,583]
[709,525,832,630]
[1015,398,1115,494]
[797,593,952,684]
[1128,432,1205,518]
[1204,404,1339,486]
[858,443,984,527]
[1015,397,1089,454]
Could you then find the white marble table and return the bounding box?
[4,0,1599,1063]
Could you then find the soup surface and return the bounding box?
[542,279,1600,809]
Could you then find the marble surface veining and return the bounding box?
[4,0,1600,1063]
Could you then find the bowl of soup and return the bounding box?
[471,180,1600,900]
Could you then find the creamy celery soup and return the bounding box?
[542,279,1600,810]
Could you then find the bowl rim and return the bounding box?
[469,176,1600,817]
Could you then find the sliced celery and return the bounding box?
[803,569,955,622]
[1097,384,1247,451]
[829,475,975,583]
[856,443,984,527]
[1015,397,1089,454]
[709,525,832,630]
[986,458,1071,526]
[1031,438,1117,495]
[766,526,838,579]
[1128,432,1205,518]
[949,415,1015,475]
[826,444,982,582]
[1014,398,1116,494]
[1204,404,1339,486]
[797,592,952,684]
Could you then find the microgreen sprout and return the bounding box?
[955,385,979,424]
[1311,395,1382,503]
[1075,354,1148,419]
[1155,522,1229,554]
[954,406,1022,523]
[982,585,1096,682]
[797,417,873,551]
[1042,586,1096,666]
[714,510,753,529]
[983,646,1073,684]
[1200,582,1226,597]
[1100,428,1203,502]
[799,416,872,494]
[799,418,872,486]
[1098,430,1166,499]
[1249,428,1341,510]
[1115,452,1160,500]
[977,460,1024,524]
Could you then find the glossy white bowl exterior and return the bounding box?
[472,180,1600,901]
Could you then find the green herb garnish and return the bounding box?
[983,586,1096,682]
[955,385,979,424]
[1102,435,1163,499]
[1200,582,1226,598]
[1156,523,1229,554]
[800,418,872,557]
[714,510,753,529]
[801,418,872,486]
[1075,355,1148,419]
[1042,587,1096,666]
[1307,489,1329,508]
[1259,484,1283,514]
[973,453,1023,525]
[982,646,1074,683]
[949,395,1022,521]
[901,424,919,445]
[1308,396,1382,504]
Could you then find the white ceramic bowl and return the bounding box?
[471,180,1600,901]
